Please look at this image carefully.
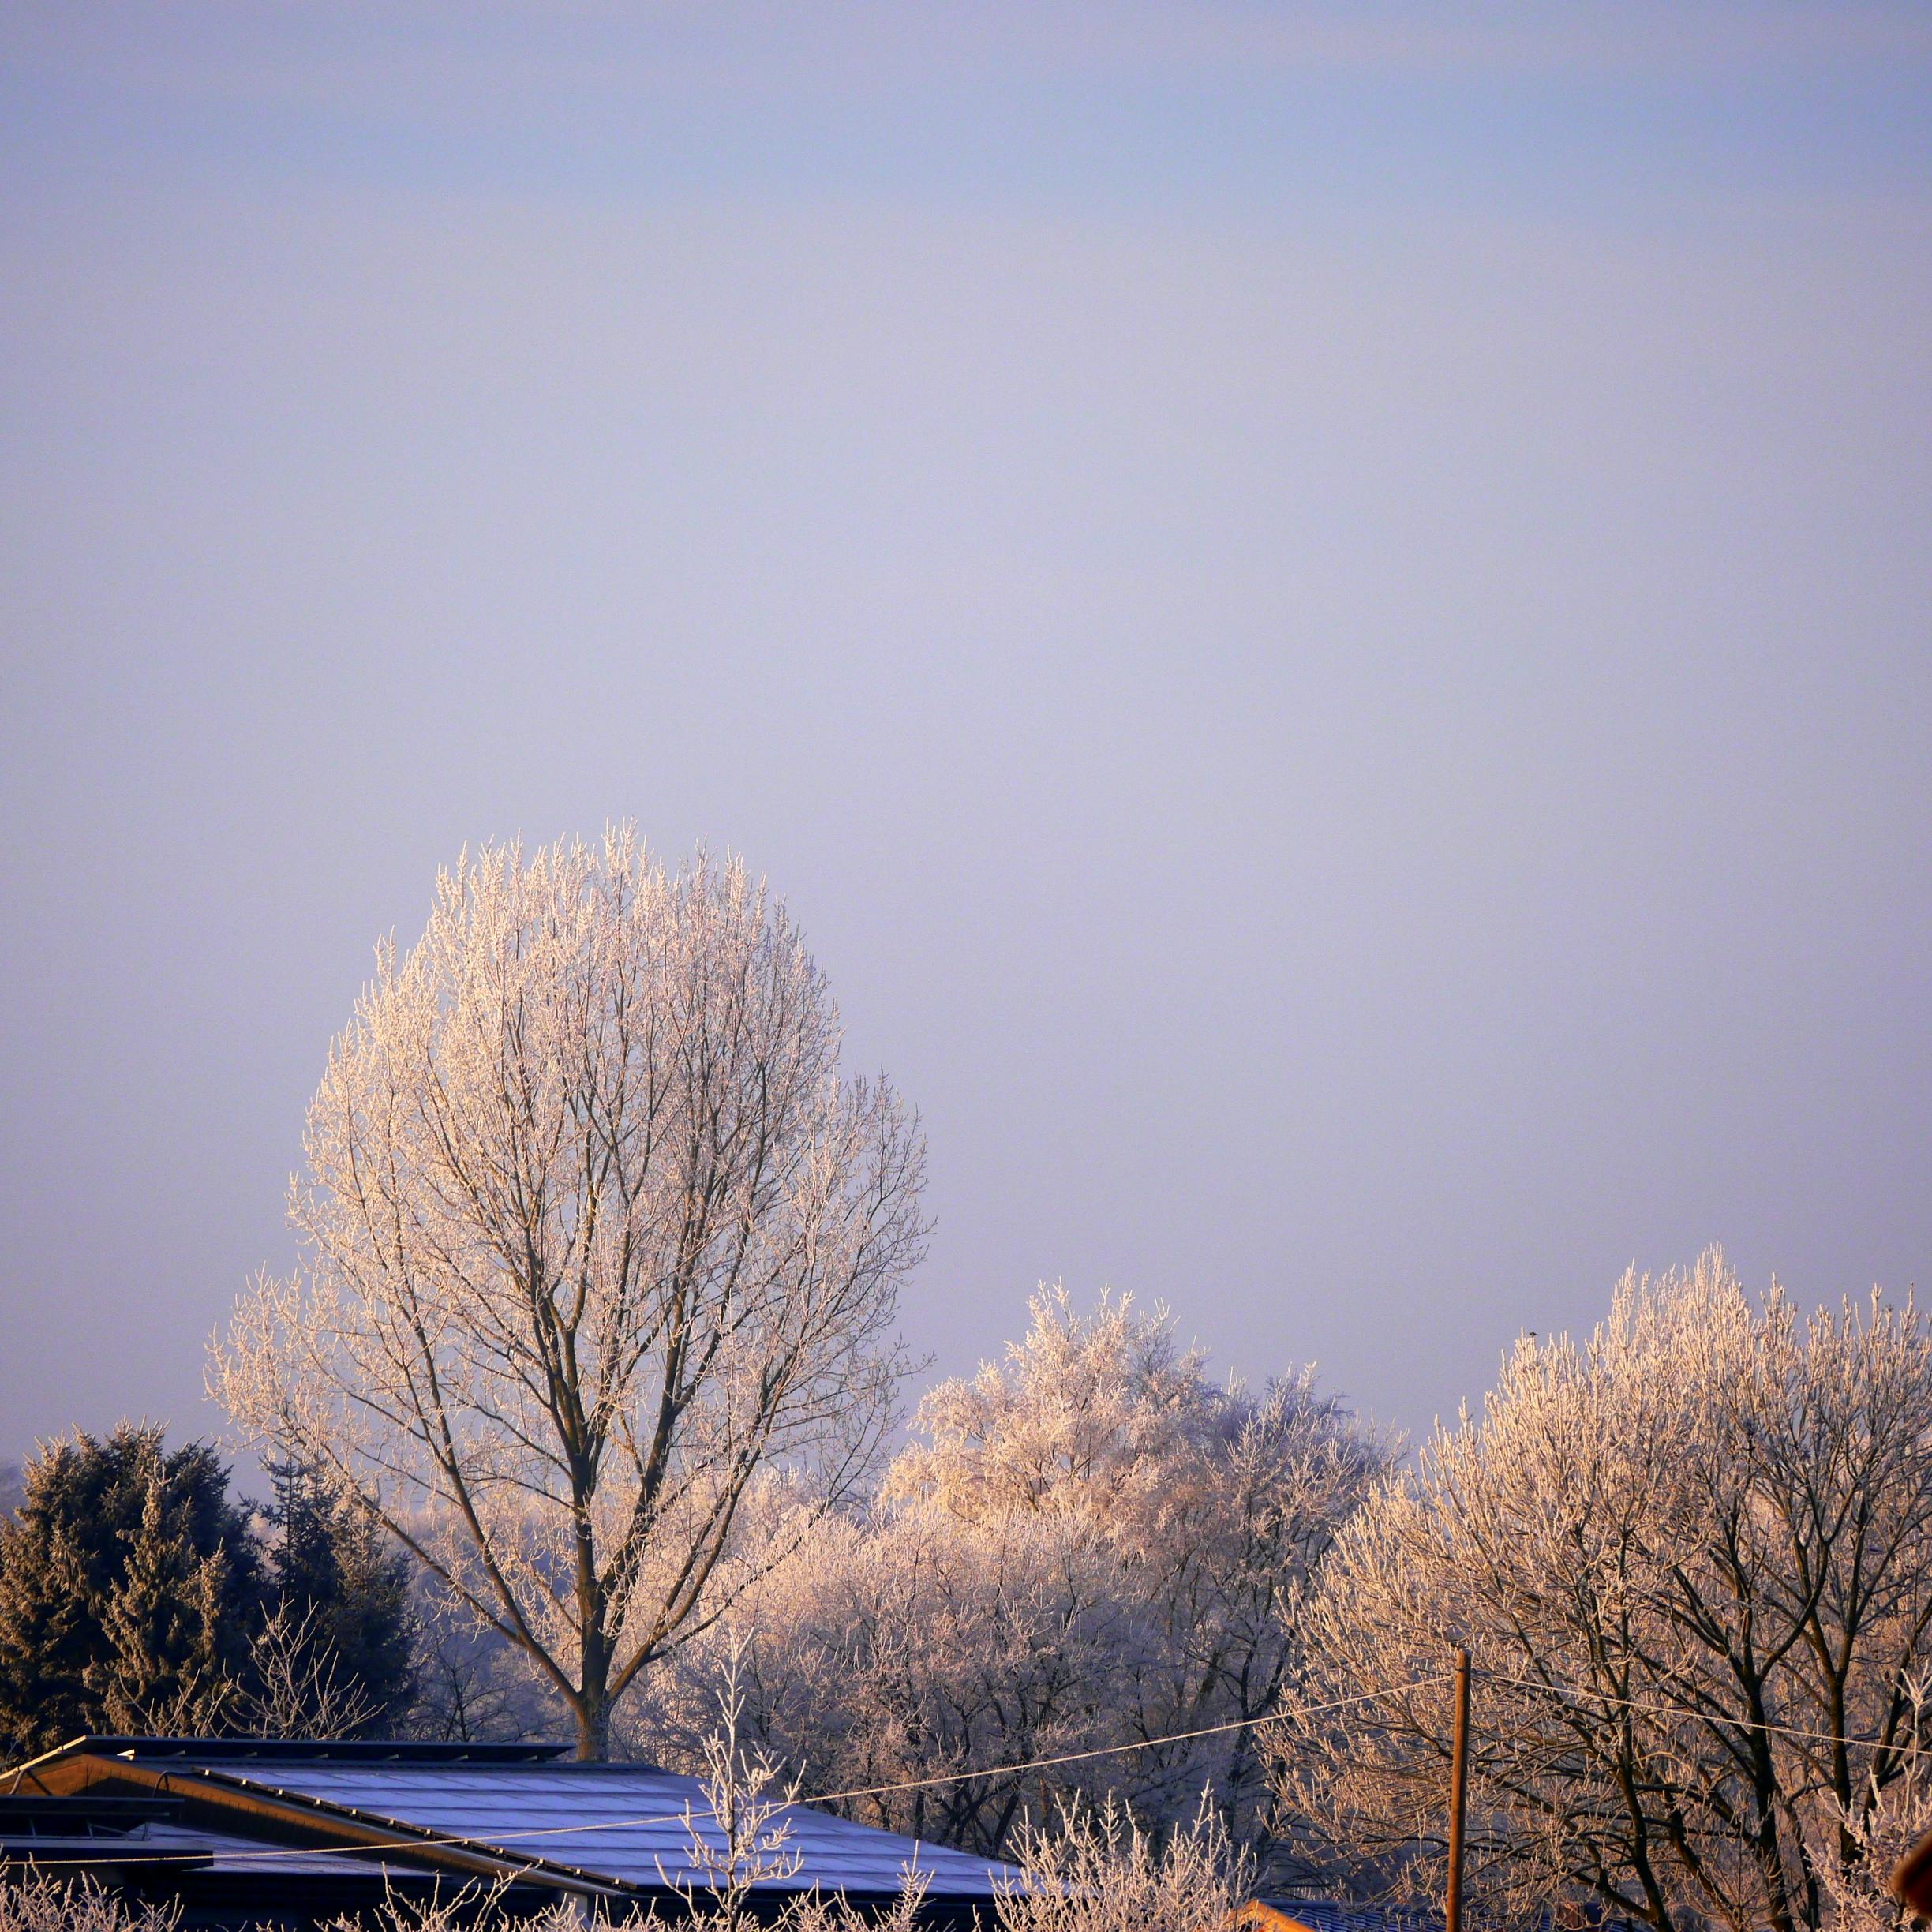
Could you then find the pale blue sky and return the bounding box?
[2,3,1929,1458]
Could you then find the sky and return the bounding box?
[1,2,1929,1466]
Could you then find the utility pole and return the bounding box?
[1447,1647,1471,1932]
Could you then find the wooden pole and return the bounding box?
[1447,1648,1471,1932]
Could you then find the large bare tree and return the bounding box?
[212,831,928,1757]
[1269,1251,1932,1932]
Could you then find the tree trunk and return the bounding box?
[575,1650,612,1761]
[575,1694,612,1761]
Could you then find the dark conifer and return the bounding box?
[260,1447,417,1735]
[0,1426,264,1755]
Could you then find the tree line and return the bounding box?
[0,1428,413,1756]
[6,832,1928,1932]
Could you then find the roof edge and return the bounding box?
[43,1738,574,1765]
[5,1747,623,1898]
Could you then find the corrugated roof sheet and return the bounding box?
[136,1817,434,1881]
[144,1752,1017,1901]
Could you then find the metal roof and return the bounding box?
[0,1784,430,1884]
[133,1818,439,1881]
[33,1741,1019,1904]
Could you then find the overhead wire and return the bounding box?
[9,1663,1904,1881]
[3,1676,1452,1877]
[1470,1665,1917,1754]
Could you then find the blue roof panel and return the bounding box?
[157,1758,1017,1901]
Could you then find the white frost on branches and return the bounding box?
[240,1601,383,1740]
[212,830,928,1757]
[997,1795,1253,1932]
[1271,1249,1932,1932]
[632,1288,1390,1866]
[661,1631,804,1932]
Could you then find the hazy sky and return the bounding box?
[2,3,1929,1466]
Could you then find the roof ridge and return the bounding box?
[49,1737,575,1765]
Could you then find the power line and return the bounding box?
[15,1661,1895,1881]
[1470,1666,1918,1754]
[5,1676,1454,1877]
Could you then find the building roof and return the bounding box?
[0,1784,438,1893]
[2,1737,1019,1911]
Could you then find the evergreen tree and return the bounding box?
[0,1427,264,1756]
[259,1449,417,1735]
[91,1472,238,1734]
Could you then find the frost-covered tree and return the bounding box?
[635,1497,1134,1854]
[212,832,928,1758]
[1270,1251,1932,1932]
[886,1286,1217,1523]
[888,1288,1393,1848]
[636,1290,1388,1863]
[0,1873,178,1932]
[1817,1702,1932,1932]
[998,1795,1253,1932]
